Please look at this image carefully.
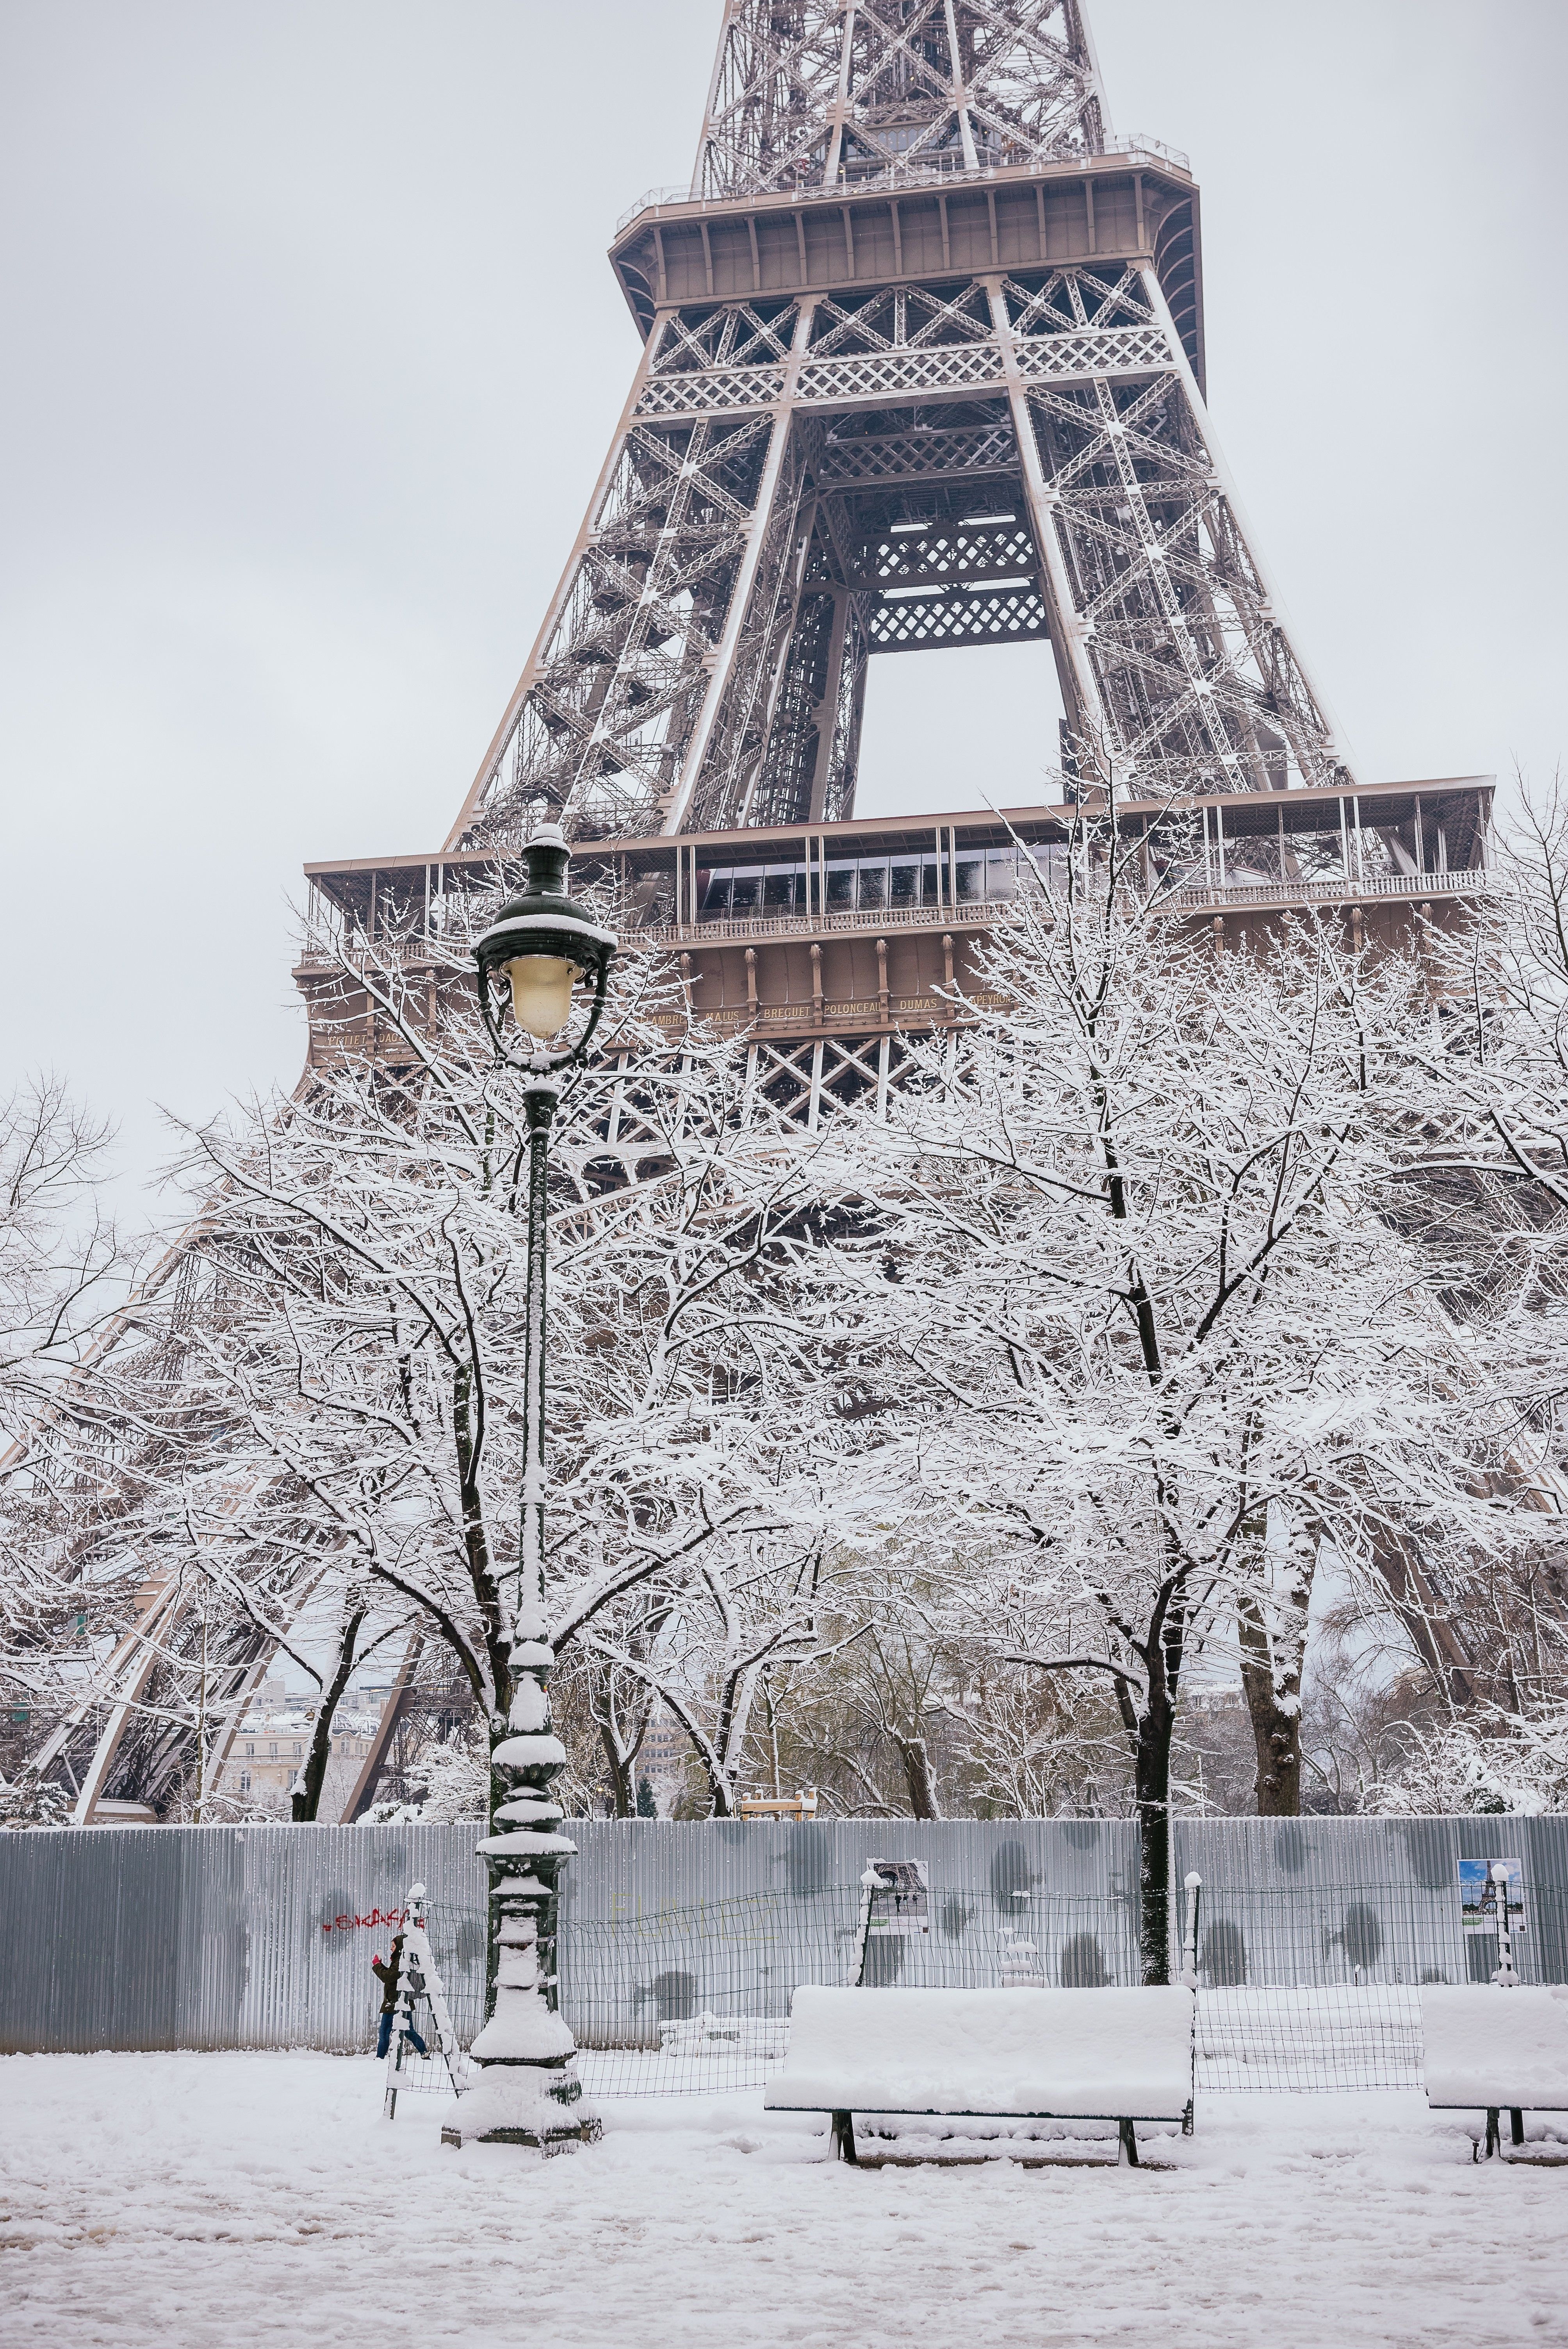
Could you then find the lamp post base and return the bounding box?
[442,2116,603,2152]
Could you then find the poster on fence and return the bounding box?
[867,1859,929,1936]
[1458,1856,1526,1935]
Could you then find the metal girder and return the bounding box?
[450,232,1351,847]
[1006,265,1351,791]
[692,1,1105,201]
[40,1576,276,1825]
[444,5,1351,844]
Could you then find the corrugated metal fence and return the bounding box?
[0,1821,485,2056]
[3,1814,1565,2066]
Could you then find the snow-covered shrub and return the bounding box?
[1369,1706,1568,1817]
[0,1773,73,1829]
[361,1734,489,1824]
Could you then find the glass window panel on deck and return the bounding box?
[631,870,675,928]
[730,870,763,914]
[826,861,857,912]
[955,857,985,904]
[1356,811,1421,881]
[698,869,731,920]
[763,867,800,914]
[984,850,1019,900]
[1428,791,1484,871]
[1143,817,1205,890]
[1022,841,1071,893]
[858,859,888,910]
[890,858,921,909]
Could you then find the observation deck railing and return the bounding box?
[1170,868,1490,914]
[613,138,1193,239]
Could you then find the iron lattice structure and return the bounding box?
[693,0,1107,197]
[26,1,1484,1826]
[447,0,1350,852]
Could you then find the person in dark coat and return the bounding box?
[372,1932,427,2060]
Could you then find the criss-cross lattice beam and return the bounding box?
[446,302,813,850]
[1003,267,1351,791]
[449,245,1351,850]
[693,1,1105,200]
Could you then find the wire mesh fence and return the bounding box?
[1194,1987,1424,2093]
[563,1883,1135,2098]
[1187,1879,1568,2092]
[379,1875,1568,2103]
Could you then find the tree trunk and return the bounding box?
[599,1720,636,1818]
[1235,1515,1315,1818]
[292,1606,366,1823]
[895,1734,943,1820]
[1134,1694,1176,1984]
[1237,1611,1303,1816]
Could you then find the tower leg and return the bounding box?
[664,305,818,835]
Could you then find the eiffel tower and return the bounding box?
[32,1,1495,1822]
[453,0,1350,847]
[290,0,1492,1137]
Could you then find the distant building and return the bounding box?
[219,1682,387,1798]
[640,1709,688,1779]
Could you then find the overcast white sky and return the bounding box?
[4,1,1565,1226]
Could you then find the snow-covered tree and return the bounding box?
[0,1075,122,1439]
[0,1077,129,1774]
[1366,1697,1568,1817]
[1361,774,1568,1716]
[25,908,873,1830]
[578,1528,880,1818]
[814,790,1514,1971]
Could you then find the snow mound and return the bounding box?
[449,2067,597,2144]
[490,1734,567,1770]
[469,2002,578,2062]
[1421,1986,1568,2109]
[764,1985,1194,2119]
[473,1829,578,1858]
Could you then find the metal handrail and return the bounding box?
[643,901,1019,948]
[613,139,1191,239]
[1172,868,1490,911]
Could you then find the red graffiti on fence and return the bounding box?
[320,1905,411,1937]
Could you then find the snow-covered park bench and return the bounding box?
[764,1985,1195,2168]
[1422,1986,1568,2161]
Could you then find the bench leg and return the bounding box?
[1511,2108,1525,2148]
[830,2109,859,2166]
[1485,2108,1500,2159]
[1119,2117,1140,2169]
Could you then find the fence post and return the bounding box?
[1181,1873,1202,1990]
[852,1864,887,1987]
[1491,1861,1519,1989]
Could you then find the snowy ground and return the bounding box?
[4,2055,1568,2347]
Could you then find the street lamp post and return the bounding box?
[448,824,616,2152]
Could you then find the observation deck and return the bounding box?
[607,139,1206,390]
[296,776,1494,1071]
